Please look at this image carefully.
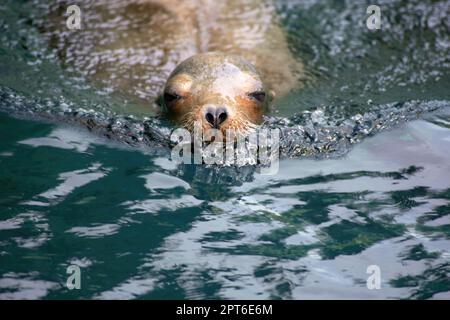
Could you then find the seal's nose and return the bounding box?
[205,106,228,128]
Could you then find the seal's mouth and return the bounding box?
[198,105,259,139]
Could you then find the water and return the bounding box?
[1,0,450,299]
[1,112,450,299]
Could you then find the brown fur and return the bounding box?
[163,53,266,135]
[43,0,304,120]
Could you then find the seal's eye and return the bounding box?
[248,91,266,103]
[163,92,181,105]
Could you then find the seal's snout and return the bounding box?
[204,105,228,129]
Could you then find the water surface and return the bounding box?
[0,0,450,299]
[1,113,450,299]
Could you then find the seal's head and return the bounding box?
[162,52,267,135]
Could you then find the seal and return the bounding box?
[163,52,268,135]
[42,0,304,118]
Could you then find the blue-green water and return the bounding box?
[1,0,450,299]
[1,112,450,299]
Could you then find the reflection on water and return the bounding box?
[33,0,198,110]
[1,0,450,300]
[1,0,449,120]
[0,112,449,299]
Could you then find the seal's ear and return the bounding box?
[266,90,276,113]
[268,90,276,102]
[156,94,166,112]
[269,90,276,99]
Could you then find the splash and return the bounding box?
[1,0,450,160]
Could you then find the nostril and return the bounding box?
[205,112,215,126]
[216,108,228,125]
[204,106,228,128]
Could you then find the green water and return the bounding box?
[1,112,449,299]
[1,0,450,299]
